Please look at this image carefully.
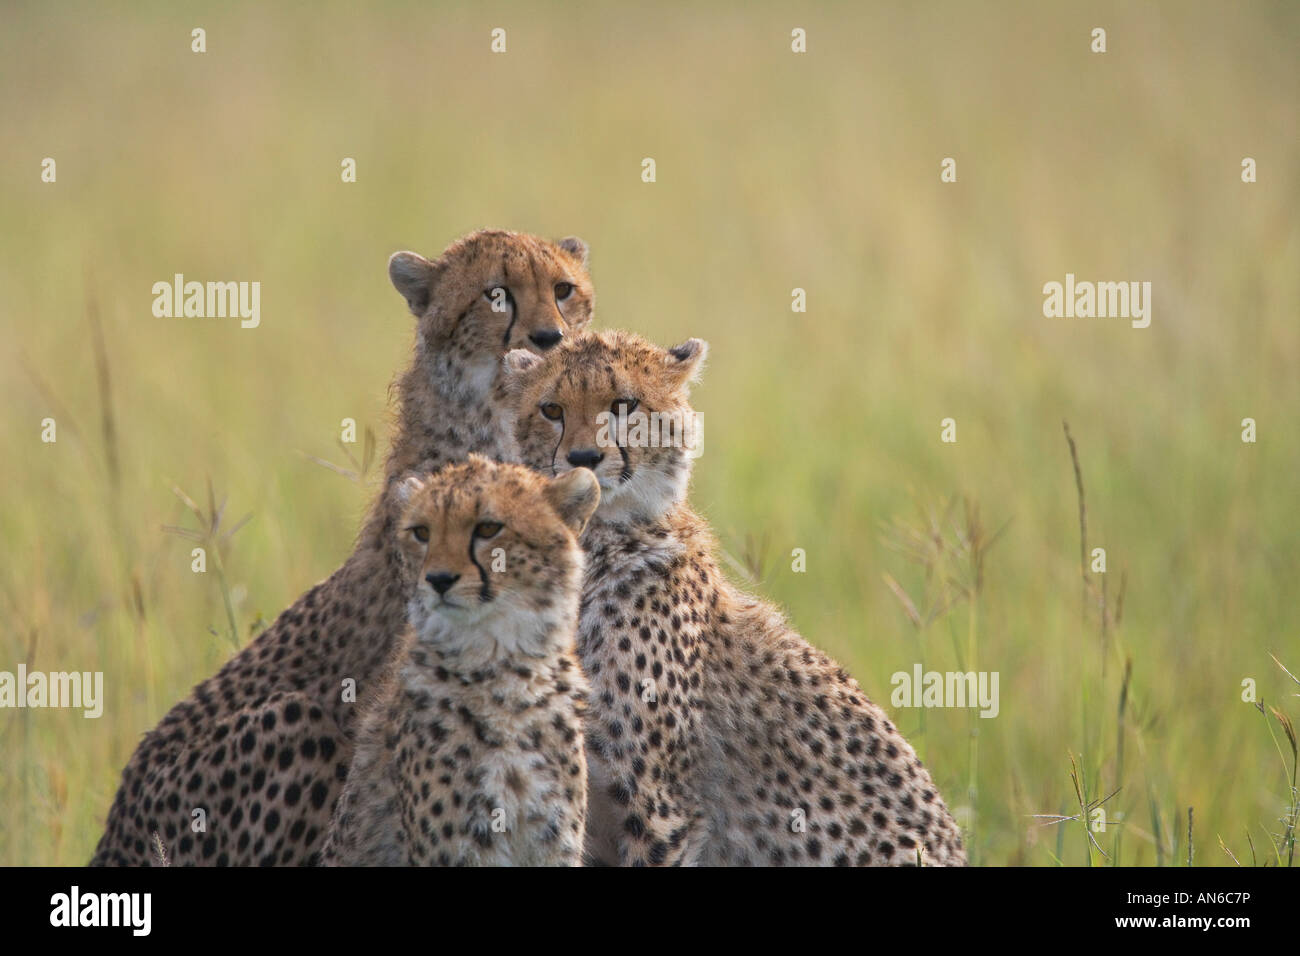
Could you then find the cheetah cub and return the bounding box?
[322,456,597,866]
[501,330,966,866]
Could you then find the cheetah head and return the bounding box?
[388,230,594,397]
[394,455,599,661]
[499,329,708,524]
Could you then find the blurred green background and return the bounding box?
[1,1,1296,866]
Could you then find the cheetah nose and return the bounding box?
[566,448,605,470]
[529,328,563,350]
[425,572,460,595]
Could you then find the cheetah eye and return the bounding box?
[540,402,564,421]
[473,521,504,539]
[611,398,639,416]
[409,525,430,543]
[554,281,574,301]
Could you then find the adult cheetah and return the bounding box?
[322,458,595,866]
[90,230,593,866]
[500,330,967,866]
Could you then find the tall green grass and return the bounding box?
[1,0,1296,865]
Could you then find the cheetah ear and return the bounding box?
[545,469,601,534]
[555,236,588,268]
[663,338,709,389]
[500,349,544,392]
[388,251,438,317]
[393,473,425,506]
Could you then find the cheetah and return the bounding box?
[499,329,967,866]
[89,230,594,866]
[321,457,595,866]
